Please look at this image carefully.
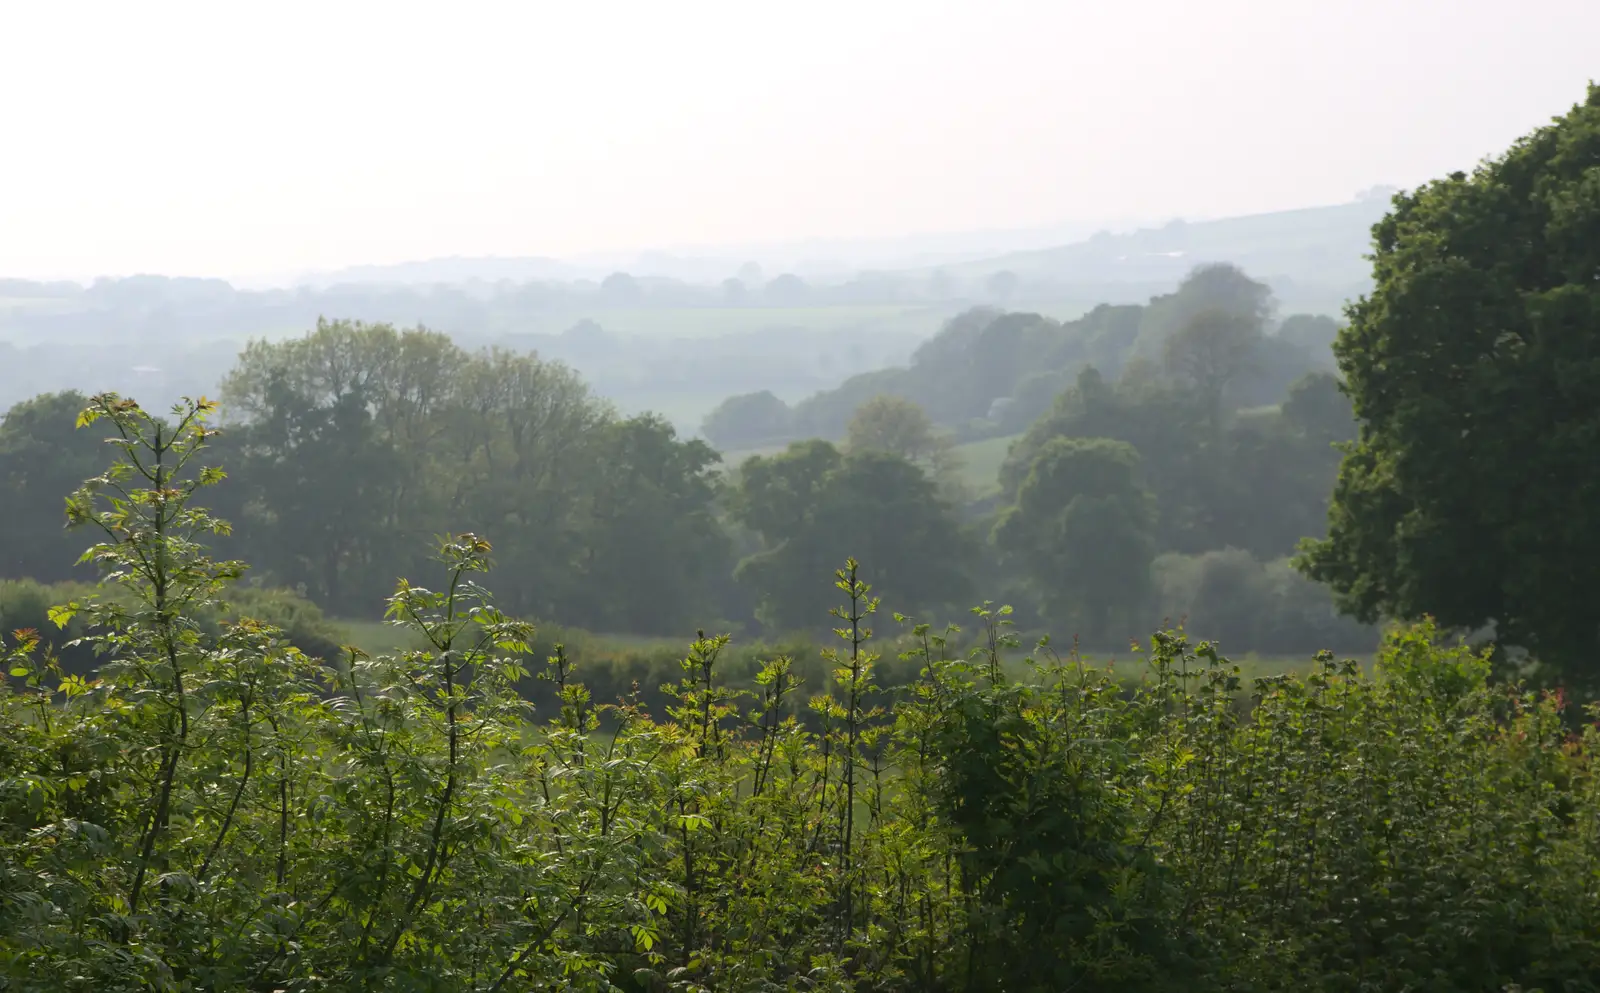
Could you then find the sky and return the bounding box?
[2,0,1597,282]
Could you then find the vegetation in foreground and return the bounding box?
[5,394,1600,993]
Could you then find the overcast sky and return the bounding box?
[2,0,1597,281]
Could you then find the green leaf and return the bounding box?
[676,813,712,833]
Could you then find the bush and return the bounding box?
[1153,548,1378,655]
[2,577,347,677]
[221,584,345,661]
[0,577,98,673]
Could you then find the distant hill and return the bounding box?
[277,198,1391,298]
[939,198,1392,292]
[296,255,586,288]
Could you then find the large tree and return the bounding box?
[1299,85,1600,684]
[993,437,1157,645]
[729,441,972,630]
[1162,307,1264,428]
[218,318,727,631]
[844,394,962,491]
[0,391,111,582]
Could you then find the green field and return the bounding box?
[714,441,793,471]
[332,617,688,662]
[332,618,425,656]
[951,432,1023,498]
[489,304,951,341]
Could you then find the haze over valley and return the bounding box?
[4,3,1600,988]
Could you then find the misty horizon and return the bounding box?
[4,0,1597,282]
[15,191,1384,290]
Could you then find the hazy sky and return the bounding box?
[2,0,1597,281]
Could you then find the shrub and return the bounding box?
[1153,548,1378,655]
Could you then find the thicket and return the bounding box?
[0,578,345,677]
[3,394,1598,992]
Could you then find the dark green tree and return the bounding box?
[0,391,113,582]
[1003,368,1211,552]
[572,414,729,634]
[700,389,794,449]
[1301,84,1600,685]
[993,437,1157,644]
[730,442,972,630]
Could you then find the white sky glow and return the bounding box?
[1,0,1596,280]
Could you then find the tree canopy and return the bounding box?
[213,318,728,632]
[729,441,972,629]
[0,390,110,583]
[1299,84,1600,684]
[993,437,1157,644]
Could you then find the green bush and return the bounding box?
[1153,548,1379,655]
[2,577,347,678]
[221,584,346,661]
[0,577,98,673]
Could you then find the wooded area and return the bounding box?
[2,82,1599,993]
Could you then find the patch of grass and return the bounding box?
[332,619,425,657]
[1227,651,1371,681]
[950,433,1023,498]
[494,304,948,340]
[717,441,795,471]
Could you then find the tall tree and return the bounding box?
[1163,308,1264,426]
[993,437,1156,644]
[730,442,972,630]
[572,414,729,634]
[0,391,113,582]
[1299,84,1600,685]
[844,395,960,482]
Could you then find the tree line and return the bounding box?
[3,80,1600,992]
[700,264,1342,450]
[0,307,1367,657]
[5,84,1599,679]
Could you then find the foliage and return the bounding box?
[212,318,729,633]
[1276,313,1341,358]
[844,395,951,467]
[777,275,1331,448]
[1004,365,1352,561]
[843,395,964,497]
[1151,549,1378,655]
[0,390,113,583]
[993,437,1157,645]
[1300,83,1600,688]
[0,576,345,676]
[3,397,1600,990]
[1162,307,1264,426]
[699,389,794,450]
[730,440,974,631]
